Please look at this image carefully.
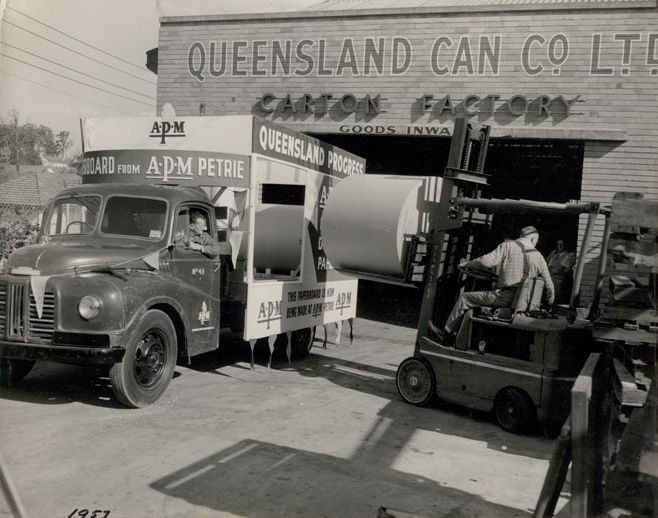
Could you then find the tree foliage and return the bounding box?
[0,110,73,165]
[0,219,40,272]
[56,130,73,158]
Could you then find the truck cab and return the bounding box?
[0,183,223,406]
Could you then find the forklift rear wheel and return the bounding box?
[290,327,315,360]
[396,357,436,406]
[494,387,536,433]
[110,310,177,408]
[0,358,35,386]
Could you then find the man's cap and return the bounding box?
[519,225,539,237]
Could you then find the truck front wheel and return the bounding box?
[110,310,177,408]
[0,359,35,386]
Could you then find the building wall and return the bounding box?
[157,7,658,300]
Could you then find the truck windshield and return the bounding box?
[46,195,101,236]
[100,196,167,239]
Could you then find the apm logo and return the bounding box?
[257,300,282,329]
[335,291,352,316]
[149,120,185,144]
[198,301,210,325]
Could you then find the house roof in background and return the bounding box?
[0,170,81,206]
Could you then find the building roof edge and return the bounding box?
[160,1,657,24]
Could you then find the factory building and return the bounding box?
[149,0,658,304]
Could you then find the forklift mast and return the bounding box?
[415,119,491,352]
[416,119,604,353]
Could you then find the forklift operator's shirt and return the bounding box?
[465,240,555,303]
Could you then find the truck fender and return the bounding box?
[123,297,190,360]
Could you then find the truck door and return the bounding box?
[170,205,220,355]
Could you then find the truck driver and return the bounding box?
[174,211,220,259]
[429,225,555,343]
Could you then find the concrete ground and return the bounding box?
[0,318,564,518]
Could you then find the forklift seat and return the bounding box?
[470,277,545,323]
[511,277,545,314]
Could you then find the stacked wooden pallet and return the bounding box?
[593,192,657,349]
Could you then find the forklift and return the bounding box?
[395,119,604,434]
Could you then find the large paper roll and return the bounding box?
[322,175,426,278]
[253,204,304,271]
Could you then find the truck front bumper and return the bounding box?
[0,340,125,366]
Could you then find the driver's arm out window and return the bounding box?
[173,209,189,245]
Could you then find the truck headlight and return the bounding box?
[78,295,102,321]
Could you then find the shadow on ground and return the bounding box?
[150,439,532,518]
[0,329,557,461]
[295,354,556,461]
[0,331,271,407]
[191,331,556,460]
[0,363,124,408]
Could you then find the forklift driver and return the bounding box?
[429,225,555,343]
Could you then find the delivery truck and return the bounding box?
[0,115,361,407]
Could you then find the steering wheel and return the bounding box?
[459,264,498,281]
[65,220,94,233]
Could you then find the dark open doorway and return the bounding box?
[315,133,453,176]
[480,139,584,257]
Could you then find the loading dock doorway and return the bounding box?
[481,139,584,257]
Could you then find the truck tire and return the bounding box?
[0,359,35,386]
[396,356,436,406]
[110,310,177,408]
[494,387,536,434]
[290,327,315,360]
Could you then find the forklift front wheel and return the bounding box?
[494,387,536,434]
[396,357,436,406]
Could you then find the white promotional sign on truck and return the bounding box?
[80,115,362,342]
[245,118,362,340]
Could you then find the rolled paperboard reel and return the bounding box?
[322,175,425,278]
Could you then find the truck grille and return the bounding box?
[0,284,6,336]
[29,292,56,341]
[7,282,26,339]
[0,280,55,342]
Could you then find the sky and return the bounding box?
[0,0,317,156]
